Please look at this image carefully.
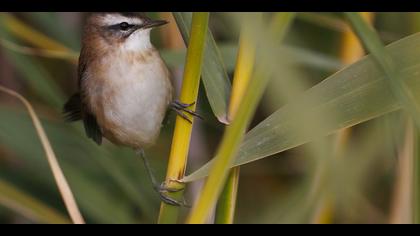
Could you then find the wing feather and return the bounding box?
[63,45,103,145]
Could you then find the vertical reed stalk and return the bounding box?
[214,16,258,224]
[214,168,240,224]
[157,12,209,224]
[186,13,295,224]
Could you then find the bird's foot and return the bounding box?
[155,181,190,207]
[137,149,190,207]
[170,100,203,124]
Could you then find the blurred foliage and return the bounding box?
[0,12,419,224]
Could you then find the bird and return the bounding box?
[63,12,200,206]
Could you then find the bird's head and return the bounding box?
[85,12,168,52]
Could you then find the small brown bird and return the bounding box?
[63,12,199,206]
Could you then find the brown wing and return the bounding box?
[63,45,102,145]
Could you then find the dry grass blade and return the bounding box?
[0,38,78,62]
[0,86,85,224]
[1,13,71,52]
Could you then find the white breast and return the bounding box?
[97,50,172,148]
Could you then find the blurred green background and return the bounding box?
[0,12,419,224]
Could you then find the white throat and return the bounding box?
[123,29,153,52]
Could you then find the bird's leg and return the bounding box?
[170,100,203,124]
[136,149,189,207]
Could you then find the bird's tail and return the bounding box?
[63,93,82,122]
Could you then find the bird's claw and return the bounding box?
[171,100,203,124]
[159,192,191,208]
[157,182,190,207]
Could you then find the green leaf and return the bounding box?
[345,12,420,128]
[183,32,420,182]
[173,12,231,124]
[346,13,420,224]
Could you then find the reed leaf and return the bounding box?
[173,12,231,124]
[184,32,420,182]
[345,12,420,127]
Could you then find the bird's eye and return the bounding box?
[119,22,130,31]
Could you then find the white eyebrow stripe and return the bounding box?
[101,14,144,26]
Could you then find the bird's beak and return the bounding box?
[142,19,168,29]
